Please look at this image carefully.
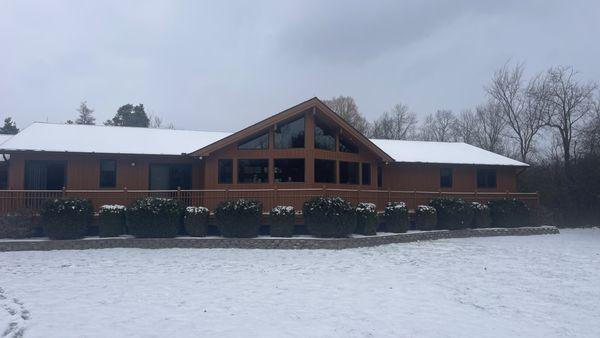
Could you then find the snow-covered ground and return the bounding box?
[1,229,599,338]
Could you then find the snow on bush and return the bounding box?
[127,197,184,238]
[384,202,408,233]
[269,206,295,237]
[40,198,93,240]
[302,197,356,238]
[415,205,437,231]
[99,204,126,214]
[429,198,473,230]
[98,204,126,237]
[215,199,262,238]
[471,202,491,228]
[355,202,378,235]
[184,206,210,237]
[185,206,209,215]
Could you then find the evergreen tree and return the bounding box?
[0,117,19,134]
[75,101,96,125]
[105,104,150,127]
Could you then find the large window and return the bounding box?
[477,169,497,189]
[238,159,269,183]
[339,134,358,153]
[315,159,336,183]
[377,165,382,188]
[24,161,66,190]
[218,159,233,184]
[314,119,336,151]
[99,160,116,188]
[274,158,304,183]
[339,161,359,185]
[149,164,191,190]
[275,116,305,149]
[361,163,371,185]
[238,132,269,150]
[440,168,453,188]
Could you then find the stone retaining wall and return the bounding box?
[0,226,559,252]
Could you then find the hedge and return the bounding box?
[384,202,408,233]
[429,198,473,230]
[355,202,378,235]
[215,199,262,238]
[471,202,491,228]
[302,197,356,238]
[487,198,530,227]
[415,205,437,231]
[127,197,184,238]
[269,206,295,237]
[184,206,209,237]
[98,204,126,237]
[40,198,93,240]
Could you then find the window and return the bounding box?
[361,163,371,185]
[440,168,453,188]
[314,119,336,151]
[149,164,191,190]
[99,160,116,188]
[339,161,359,185]
[218,159,233,184]
[24,161,66,190]
[274,116,305,149]
[377,165,382,188]
[339,134,358,153]
[314,159,336,183]
[274,158,304,183]
[0,166,7,189]
[477,169,497,189]
[238,159,269,183]
[238,132,269,150]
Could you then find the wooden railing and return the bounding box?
[0,188,539,214]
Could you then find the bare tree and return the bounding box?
[419,109,458,142]
[453,109,480,145]
[149,114,163,128]
[324,96,370,134]
[473,101,507,154]
[370,103,417,139]
[75,101,96,125]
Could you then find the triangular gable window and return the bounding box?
[238,132,269,150]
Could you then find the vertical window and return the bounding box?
[339,134,358,153]
[274,116,305,149]
[149,164,192,190]
[314,159,336,183]
[99,160,117,188]
[274,158,304,183]
[339,161,359,185]
[440,168,453,188]
[377,165,382,188]
[477,169,497,188]
[0,166,7,189]
[24,161,66,190]
[361,163,371,185]
[218,159,233,184]
[238,159,269,183]
[238,132,269,150]
[314,119,336,151]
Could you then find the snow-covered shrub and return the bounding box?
[384,202,408,233]
[415,205,437,231]
[98,204,126,237]
[127,197,184,238]
[302,197,356,238]
[184,206,209,237]
[429,198,473,230]
[355,202,378,235]
[487,198,530,228]
[269,206,295,237]
[215,199,262,238]
[471,202,491,228]
[40,198,93,240]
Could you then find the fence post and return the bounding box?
[274,186,278,211]
[322,185,326,198]
[225,188,229,201]
[413,190,417,209]
[62,186,66,198]
[123,187,128,206]
[387,188,391,205]
[177,186,181,201]
[357,189,361,204]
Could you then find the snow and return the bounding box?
[1,229,598,337]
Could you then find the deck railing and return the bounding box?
[0,188,539,215]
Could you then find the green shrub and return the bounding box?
[415,205,437,231]
[429,198,473,230]
[355,202,378,235]
[471,202,491,228]
[184,206,210,237]
[302,197,356,238]
[127,197,184,238]
[40,198,93,240]
[384,202,408,233]
[215,199,262,238]
[98,204,126,237]
[487,198,530,228]
[269,206,295,237]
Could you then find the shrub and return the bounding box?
[302,197,356,238]
[429,198,473,230]
[384,202,409,233]
[487,198,530,228]
[269,206,295,237]
[98,204,126,237]
[415,205,437,231]
[184,206,210,237]
[471,202,491,228]
[355,202,378,235]
[0,210,40,239]
[214,199,262,238]
[127,197,184,238]
[40,198,93,240]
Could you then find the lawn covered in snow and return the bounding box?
[1,229,599,337]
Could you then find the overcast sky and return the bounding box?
[1,0,599,132]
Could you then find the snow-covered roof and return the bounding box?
[370,139,527,167]
[0,134,13,145]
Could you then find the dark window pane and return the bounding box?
[377,165,382,188]
[238,159,269,183]
[99,160,117,188]
[339,161,359,185]
[361,163,371,185]
[275,117,305,149]
[440,168,453,188]
[315,159,336,183]
[238,132,269,150]
[339,134,358,153]
[24,161,65,190]
[0,166,7,189]
[477,169,497,189]
[274,158,304,183]
[314,119,336,151]
[150,164,191,190]
[218,159,233,184]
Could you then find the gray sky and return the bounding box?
[1,0,599,132]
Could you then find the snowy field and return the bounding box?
[1,229,599,338]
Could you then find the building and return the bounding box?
[0,98,533,212]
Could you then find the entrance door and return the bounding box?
[149,164,191,190]
[24,161,66,190]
